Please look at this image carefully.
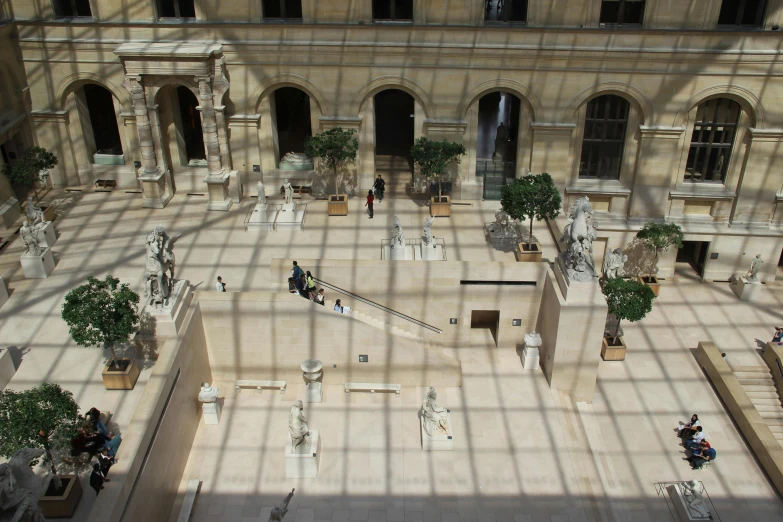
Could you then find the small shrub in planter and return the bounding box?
[410,137,466,202]
[304,127,358,197]
[2,146,58,202]
[634,222,684,283]
[601,277,656,346]
[500,172,562,252]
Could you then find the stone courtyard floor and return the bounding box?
[0,187,782,521]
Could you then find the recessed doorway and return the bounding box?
[176,86,206,166]
[274,87,312,161]
[676,241,709,279]
[471,310,500,347]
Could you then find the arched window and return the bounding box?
[578,95,630,180]
[685,98,740,183]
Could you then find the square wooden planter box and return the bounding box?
[39,474,83,518]
[601,336,627,361]
[327,194,348,216]
[430,196,451,217]
[636,275,661,296]
[102,357,140,390]
[515,242,543,262]
[42,205,55,222]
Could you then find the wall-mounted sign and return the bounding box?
[449,318,458,325]
[359,355,368,363]
[512,319,522,326]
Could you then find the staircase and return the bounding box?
[476,159,515,200]
[734,365,783,446]
[375,155,412,196]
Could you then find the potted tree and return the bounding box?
[500,173,562,262]
[0,383,84,517]
[3,146,58,220]
[410,137,466,217]
[62,276,141,390]
[633,222,684,296]
[304,127,358,216]
[601,278,656,361]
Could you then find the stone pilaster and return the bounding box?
[628,126,685,220]
[126,75,172,209]
[196,75,233,211]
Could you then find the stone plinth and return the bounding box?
[731,276,761,302]
[247,203,278,230]
[202,401,221,425]
[285,430,320,478]
[522,346,540,370]
[37,222,57,248]
[384,244,414,260]
[204,171,233,211]
[140,280,193,338]
[0,277,7,308]
[21,249,55,279]
[666,483,712,521]
[416,243,444,261]
[276,204,306,230]
[138,167,173,209]
[302,359,323,403]
[420,412,453,451]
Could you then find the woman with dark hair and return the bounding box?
[677,414,700,438]
[306,271,317,299]
[365,189,374,219]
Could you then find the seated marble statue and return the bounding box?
[26,196,45,226]
[421,387,449,437]
[288,401,311,454]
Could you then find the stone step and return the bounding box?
[768,424,783,433]
[763,418,783,426]
[773,433,783,443]
[754,404,783,412]
[732,366,772,373]
[751,397,783,407]
[743,385,779,393]
[746,390,782,399]
[738,377,776,386]
[759,410,783,420]
[735,371,773,379]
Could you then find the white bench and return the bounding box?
[235,380,286,394]
[344,382,401,395]
[177,479,201,522]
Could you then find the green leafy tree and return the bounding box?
[634,222,684,280]
[409,137,467,200]
[62,276,140,359]
[602,277,656,344]
[3,146,58,202]
[304,127,358,195]
[0,383,82,478]
[500,172,562,250]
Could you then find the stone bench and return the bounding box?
[235,380,286,394]
[94,179,117,190]
[344,382,401,395]
[177,479,202,522]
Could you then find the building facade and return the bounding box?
[0,0,782,280]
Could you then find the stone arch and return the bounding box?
[456,79,543,121]
[672,85,763,129]
[251,74,329,115]
[56,73,133,112]
[351,76,434,118]
[563,82,653,125]
[149,77,200,105]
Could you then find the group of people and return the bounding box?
[364,174,385,219]
[677,414,717,470]
[288,261,326,305]
[68,407,122,495]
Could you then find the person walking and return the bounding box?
[306,271,317,299]
[292,261,304,280]
[98,448,115,476]
[365,190,374,219]
[334,299,344,313]
[90,463,106,495]
[295,274,308,298]
[216,276,226,292]
[373,174,385,202]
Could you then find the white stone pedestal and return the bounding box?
[416,243,444,261]
[285,430,320,478]
[21,249,55,279]
[666,483,712,521]
[420,413,453,450]
[202,401,221,425]
[276,204,306,230]
[0,277,7,309]
[384,244,415,260]
[731,277,761,302]
[247,204,278,230]
[37,222,57,248]
[140,279,193,338]
[522,346,540,370]
[306,382,323,403]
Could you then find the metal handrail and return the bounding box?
[312,277,442,334]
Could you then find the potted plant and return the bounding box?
[410,137,466,217]
[62,276,141,390]
[0,383,84,517]
[633,222,684,296]
[3,146,58,207]
[500,173,562,262]
[601,278,656,361]
[304,127,358,216]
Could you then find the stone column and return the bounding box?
[530,123,576,194]
[196,75,233,211]
[732,128,783,225]
[127,75,172,209]
[627,126,685,220]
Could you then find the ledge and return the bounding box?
[670,187,736,200]
[114,42,222,58]
[566,182,631,196]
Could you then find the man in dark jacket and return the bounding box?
[373,175,385,201]
[90,463,106,495]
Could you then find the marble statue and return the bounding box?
[25,197,45,227]
[679,481,711,520]
[257,181,266,204]
[523,331,542,349]
[746,254,763,282]
[288,401,311,454]
[421,387,449,437]
[0,448,49,522]
[491,209,518,239]
[602,248,628,280]
[560,196,598,282]
[283,179,293,206]
[268,489,295,521]
[391,216,405,247]
[422,216,434,246]
[493,122,510,161]
[198,383,218,403]
[19,221,44,256]
[281,152,311,165]
[144,225,181,309]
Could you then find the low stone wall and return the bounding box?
[763,342,783,411]
[696,341,783,496]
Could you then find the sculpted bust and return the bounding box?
[198,383,218,403]
[524,331,542,348]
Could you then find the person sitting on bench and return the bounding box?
[683,426,705,450]
[690,445,716,470]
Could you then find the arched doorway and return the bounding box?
[81,84,124,160]
[475,91,522,199]
[374,89,415,192]
[176,86,206,165]
[274,87,312,158]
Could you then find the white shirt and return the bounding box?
[216,281,225,292]
[691,431,705,443]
